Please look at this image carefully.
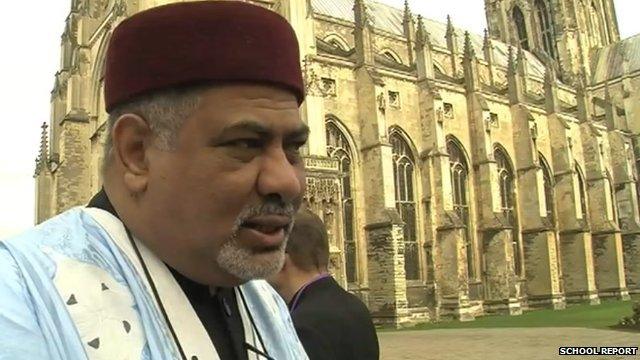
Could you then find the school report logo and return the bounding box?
[559,347,638,356]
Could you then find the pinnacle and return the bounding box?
[463,31,475,59]
[446,14,455,37]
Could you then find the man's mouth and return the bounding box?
[241,215,291,234]
[242,222,285,235]
[237,215,291,249]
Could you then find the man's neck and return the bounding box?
[282,270,327,304]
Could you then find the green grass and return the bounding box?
[386,296,639,332]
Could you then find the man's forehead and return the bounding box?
[187,87,306,137]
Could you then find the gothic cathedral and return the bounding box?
[35,0,640,326]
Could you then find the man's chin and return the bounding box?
[216,246,285,281]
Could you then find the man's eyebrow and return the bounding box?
[288,124,310,139]
[219,120,271,136]
[219,120,310,139]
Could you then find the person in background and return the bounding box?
[268,209,380,360]
[0,2,310,359]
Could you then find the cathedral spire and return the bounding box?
[402,0,415,64]
[445,15,458,53]
[353,0,374,66]
[35,122,49,177]
[354,0,371,29]
[446,15,455,39]
[415,15,434,80]
[463,31,475,60]
[415,15,429,49]
[403,0,411,23]
[483,29,496,86]
[445,14,459,75]
[462,31,479,91]
[482,29,490,52]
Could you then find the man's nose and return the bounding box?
[257,148,303,203]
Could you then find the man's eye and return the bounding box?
[285,141,306,163]
[286,141,306,153]
[226,139,263,149]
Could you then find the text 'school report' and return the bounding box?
[559,347,638,356]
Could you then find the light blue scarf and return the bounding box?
[0,207,308,360]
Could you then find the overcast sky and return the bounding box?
[0,0,638,239]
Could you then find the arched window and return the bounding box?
[575,164,589,220]
[539,154,555,223]
[513,6,530,50]
[324,34,350,52]
[448,139,475,279]
[329,39,347,51]
[326,121,358,283]
[588,1,603,47]
[391,131,419,280]
[535,0,557,60]
[496,147,523,276]
[382,50,402,64]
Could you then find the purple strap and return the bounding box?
[289,273,331,312]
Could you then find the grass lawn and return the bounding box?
[387,296,639,332]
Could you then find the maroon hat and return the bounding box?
[104,1,305,112]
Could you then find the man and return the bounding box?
[0,2,310,359]
[268,209,380,360]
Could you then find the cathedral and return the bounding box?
[35,0,640,326]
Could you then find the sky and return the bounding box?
[0,0,638,239]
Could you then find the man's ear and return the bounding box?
[111,113,153,194]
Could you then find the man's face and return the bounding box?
[142,84,308,286]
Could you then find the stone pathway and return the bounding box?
[379,328,640,359]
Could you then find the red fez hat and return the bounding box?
[104,1,305,112]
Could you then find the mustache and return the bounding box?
[234,200,297,227]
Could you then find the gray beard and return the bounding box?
[216,203,296,281]
[216,232,289,281]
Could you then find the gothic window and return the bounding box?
[323,34,349,50]
[599,0,612,43]
[540,154,555,223]
[448,139,475,279]
[535,0,558,60]
[382,50,402,64]
[513,6,530,50]
[391,131,420,280]
[329,39,347,51]
[326,121,358,283]
[575,164,589,220]
[496,147,523,276]
[588,1,603,47]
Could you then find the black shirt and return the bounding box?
[87,190,247,360]
[289,276,380,360]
